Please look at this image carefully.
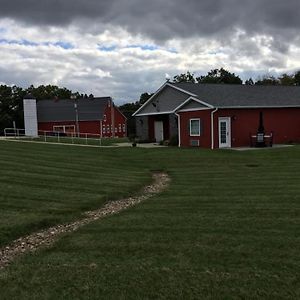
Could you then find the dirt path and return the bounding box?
[0,172,170,269]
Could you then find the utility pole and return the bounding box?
[71,95,80,137]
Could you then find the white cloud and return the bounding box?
[1,16,300,104]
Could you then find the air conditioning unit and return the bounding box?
[190,140,200,147]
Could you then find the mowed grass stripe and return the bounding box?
[0,142,300,298]
[0,141,152,247]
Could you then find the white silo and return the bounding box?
[23,95,38,137]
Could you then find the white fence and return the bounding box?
[4,128,104,146]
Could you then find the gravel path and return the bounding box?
[0,172,170,269]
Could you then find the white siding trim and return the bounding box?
[173,96,214,112]
[178,107,212,112]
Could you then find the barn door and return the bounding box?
[154,121,164,142]
[218,117,231,148]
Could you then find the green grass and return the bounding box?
[0,141,300,299]
[0,140,149,247]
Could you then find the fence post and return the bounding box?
[85,133,88,145]
[58,132,60,143]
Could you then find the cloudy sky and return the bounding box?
[1,0,300,103]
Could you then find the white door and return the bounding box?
[154,121,164,142]
[218,117,231,148]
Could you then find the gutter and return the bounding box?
[211,108,218,150]
[175,112,181,147]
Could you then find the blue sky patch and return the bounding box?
[0,38,38,46]
[0,38,73,49]
[126,44,159,51]
[43,41,74,49]
[98,45,117,52]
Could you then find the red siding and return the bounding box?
[179,110,212,148]
[38,121,100,135]
[179,107,300,148]
[114,106,127,138]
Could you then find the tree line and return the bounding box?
[172,68,300,86]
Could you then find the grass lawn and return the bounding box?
[0,141,300,299]
[0,140,149,247]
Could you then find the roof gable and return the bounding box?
[133,83,192,116]
[176,98,212,112]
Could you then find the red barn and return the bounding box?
[33,97,127,137]
[133,82,300,148]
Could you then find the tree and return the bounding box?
[0,85,26,132]
[255,75,280,86]
[294,71,300,86]
[139,92,153,104]
[245,78,254,85]
[27,85,73,100]
[196,68,243,84]
[278,73,295,86]
[172,71,196,83]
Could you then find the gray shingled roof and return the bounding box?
[171,83,300,108]
[37,97,110,122]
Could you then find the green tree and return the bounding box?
[294,71,300,86]
[139,92,153,104]
[0,85,26,132]
[27,85,73,100]
[196,68,242,84]
[278,73,295,86]
[172,71,196,83]
[255,75,280,86]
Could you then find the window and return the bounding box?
[103,114,106,122]
[107,125,110,133]
[190,119,201,136]
[122,124,126,132]
[102,126,106,134]
[53,125,75,134]
[115,127,118,133]
[118,124,122,132]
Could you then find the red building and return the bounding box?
[35,97,126,137]
[134,82,300,148]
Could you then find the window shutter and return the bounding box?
[187,120,190,135]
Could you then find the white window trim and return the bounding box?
[190,118,201,137]
[53,125,75,133]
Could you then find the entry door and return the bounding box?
[154,121,164,142]
[218,117,231,148]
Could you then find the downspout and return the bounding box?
[100,120,102,138]
[175,113,181,147]
[211,108,218,150]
